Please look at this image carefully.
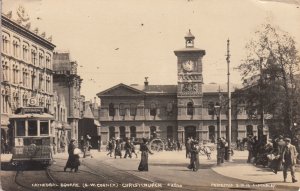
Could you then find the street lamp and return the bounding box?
[214,102,222,165]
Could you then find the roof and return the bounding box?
[83,105,95,119]
[202,83,242,93]
[130,84,177,94]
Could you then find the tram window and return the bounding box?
[28,121,38,136]
[40,121,49,135]
[16,121,25,136]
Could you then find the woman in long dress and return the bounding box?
[64,139,80,172]
[138,138,153,171]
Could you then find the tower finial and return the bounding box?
[185,30,195,48]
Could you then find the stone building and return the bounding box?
[51,91,70,153]
[97,31,266,144]
[1,9,55,146]
[53,51,83,140]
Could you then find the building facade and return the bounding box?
[53,51,83,140]
[97,31,267,145]
[1,9,55,147]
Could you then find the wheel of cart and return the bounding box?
[149,138,165,152]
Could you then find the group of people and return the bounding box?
[106,137,138,159]
[166,139,182,151]
[246,134,298,183]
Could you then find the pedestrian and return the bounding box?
[64,139,80,172]
[219,138,226,163]
[271,135,285,174]
[114,138,122,159]
[84,135,93,158]
[188,141,200,171]
[138,138,153,171]
[176,140,181,151]
[124,138,132,158]
[282,138,298,183]
[107,138,115,157]
[247,135,254,163]
[186,137,191,158]
[130,139,138,158]
[223,137,229,161]
[80,136,85,152]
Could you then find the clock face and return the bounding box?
[182,60,194,72]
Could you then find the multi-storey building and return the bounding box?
[97,31,268,145]
[1,9,55,146]
[53,51,83,140]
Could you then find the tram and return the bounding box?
[10,106,54,166]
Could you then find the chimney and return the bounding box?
[144,77,149,86]
[94,97,96,104]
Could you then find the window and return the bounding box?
[23,43,29,61]
[40,121,49,135]
[130,104,137,116]
[16,121,25,136]
[13,39,20,57]
[119,126,126,140]
[45,54,51,69]
[31,48,37,65]
[150,103,157,116]
[187,102,193,115]
[109,103,115,116]
[167,102,173,113]
[119,103,125,116]
[167,126,173,139]
[2,34,10,54]
[39,51,44,66]
[130,126,136,138]
[208,101,215,115]
[109,126,115,139]
[28,120,38,136]
[150,126,157,138]
[23,94,28,107]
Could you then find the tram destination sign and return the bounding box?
[22,107,44,114]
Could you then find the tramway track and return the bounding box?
[14,168,59,191]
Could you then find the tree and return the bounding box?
[238,23,300,138]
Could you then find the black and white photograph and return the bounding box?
[1,0,300,190]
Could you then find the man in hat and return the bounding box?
[282,138,298,183]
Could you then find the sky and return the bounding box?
[2,0,300,101]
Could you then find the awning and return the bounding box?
[94,120,100,127]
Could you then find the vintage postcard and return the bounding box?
[1,0,300,190]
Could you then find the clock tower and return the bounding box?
[174,30,206,141]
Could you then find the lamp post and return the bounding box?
[214,102,221,165]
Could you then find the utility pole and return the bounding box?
[259,57,265,143]
[226,39,232,162]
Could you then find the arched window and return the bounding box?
[119,126,126,140]
[119,103,125,116]
[109,103,115,116]
[109,126,115,139]
[130,104,137,116]
[130,126,136,138]
[167,126,173,139]
[150,103,157,116]
[208,101,215,115]
[187,102,193,115]
[150,126,157,138]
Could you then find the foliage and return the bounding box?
[238,23,300,137]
